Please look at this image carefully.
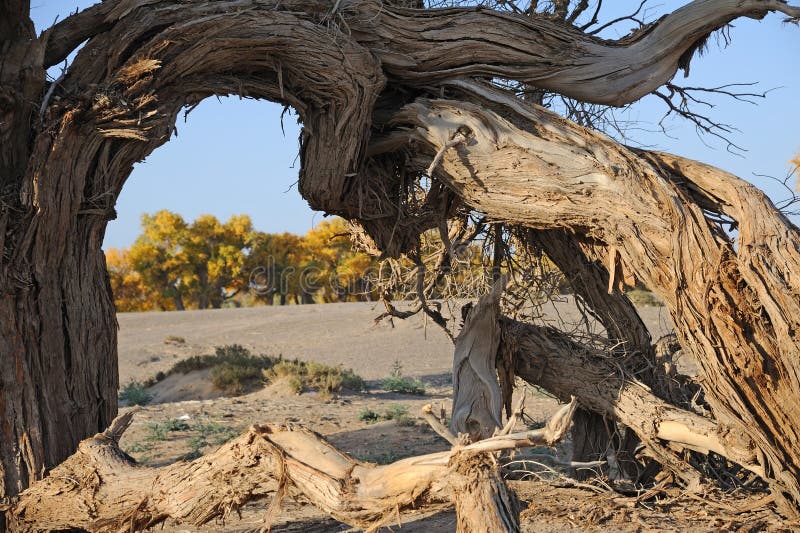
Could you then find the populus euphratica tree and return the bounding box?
[2,0,800,529]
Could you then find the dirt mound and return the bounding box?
[146,369,225,404]
[250,377,304,399]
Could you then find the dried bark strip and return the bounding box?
[451,279,505,441]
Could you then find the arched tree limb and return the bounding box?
[0,2,384,501]
[40,0,800,104]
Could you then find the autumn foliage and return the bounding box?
[106,212,381,311]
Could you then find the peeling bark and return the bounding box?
[41,0,800,105]
[1,0,799,519]
[385,82,800,513]
[6,404,577,532]
[451,280,505,441]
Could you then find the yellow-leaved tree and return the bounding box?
[302,218,379,303]
[127,210,191,310]
[125,211,253,310]
[110,215,377,309]
[105,248,167,312]
[182,214,254,309]
[245,232,305,305]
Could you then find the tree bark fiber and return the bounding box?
[5,404,577,532]
[451,281,505,441]
[2,0,800,519]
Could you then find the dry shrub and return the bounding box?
[265,360,365,396]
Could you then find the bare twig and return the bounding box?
[426,130,468,177]
[587,0,647,35]
[422,404,458,445]
[499,393,526,436]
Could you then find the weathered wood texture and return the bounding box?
[6,404,577,532]
[526,229,654,476]
[1,0,800,519]
[386,82,800,512]
[1,0,386,504]
[501,319,761,484]
[451,281,505,441]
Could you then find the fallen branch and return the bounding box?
[422,404,458,445]
[6,401,577,532]
[501,319,764,485]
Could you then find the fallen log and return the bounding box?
[5,402,577,532]
[500,318,763,486]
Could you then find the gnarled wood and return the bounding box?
[526,228,653,478]
[501,319,763,485]
[6,403,577,532]
[451,279,505,441]
[41,0,800,105]
[2,0,800,521]
[0,1,383,503]
[383,83,800,512]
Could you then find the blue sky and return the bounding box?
[30,1,800,249]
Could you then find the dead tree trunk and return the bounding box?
[5,404,577,532]
[2,0,800,519]
[381,83,800,512]
[0,0,384,503]
[0,5,119,506]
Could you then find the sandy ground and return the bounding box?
[118,297,676,385]
[111,298,783,532]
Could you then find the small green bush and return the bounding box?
[358,407,380,423]
[119,381,152,406]
[164,335,186,344]
[381,361,426,395]
[160,345,279,394]
[211,361,265,394]
[155,345,365,397]
[125,441,154,455]
[145,418,191,441]
[168,344,277,375]
[184,421,240,459]
[358,404,414,426]
[382,404,414,426]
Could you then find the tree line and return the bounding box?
[106,211,381,312]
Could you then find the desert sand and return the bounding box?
[118,297,676,385]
